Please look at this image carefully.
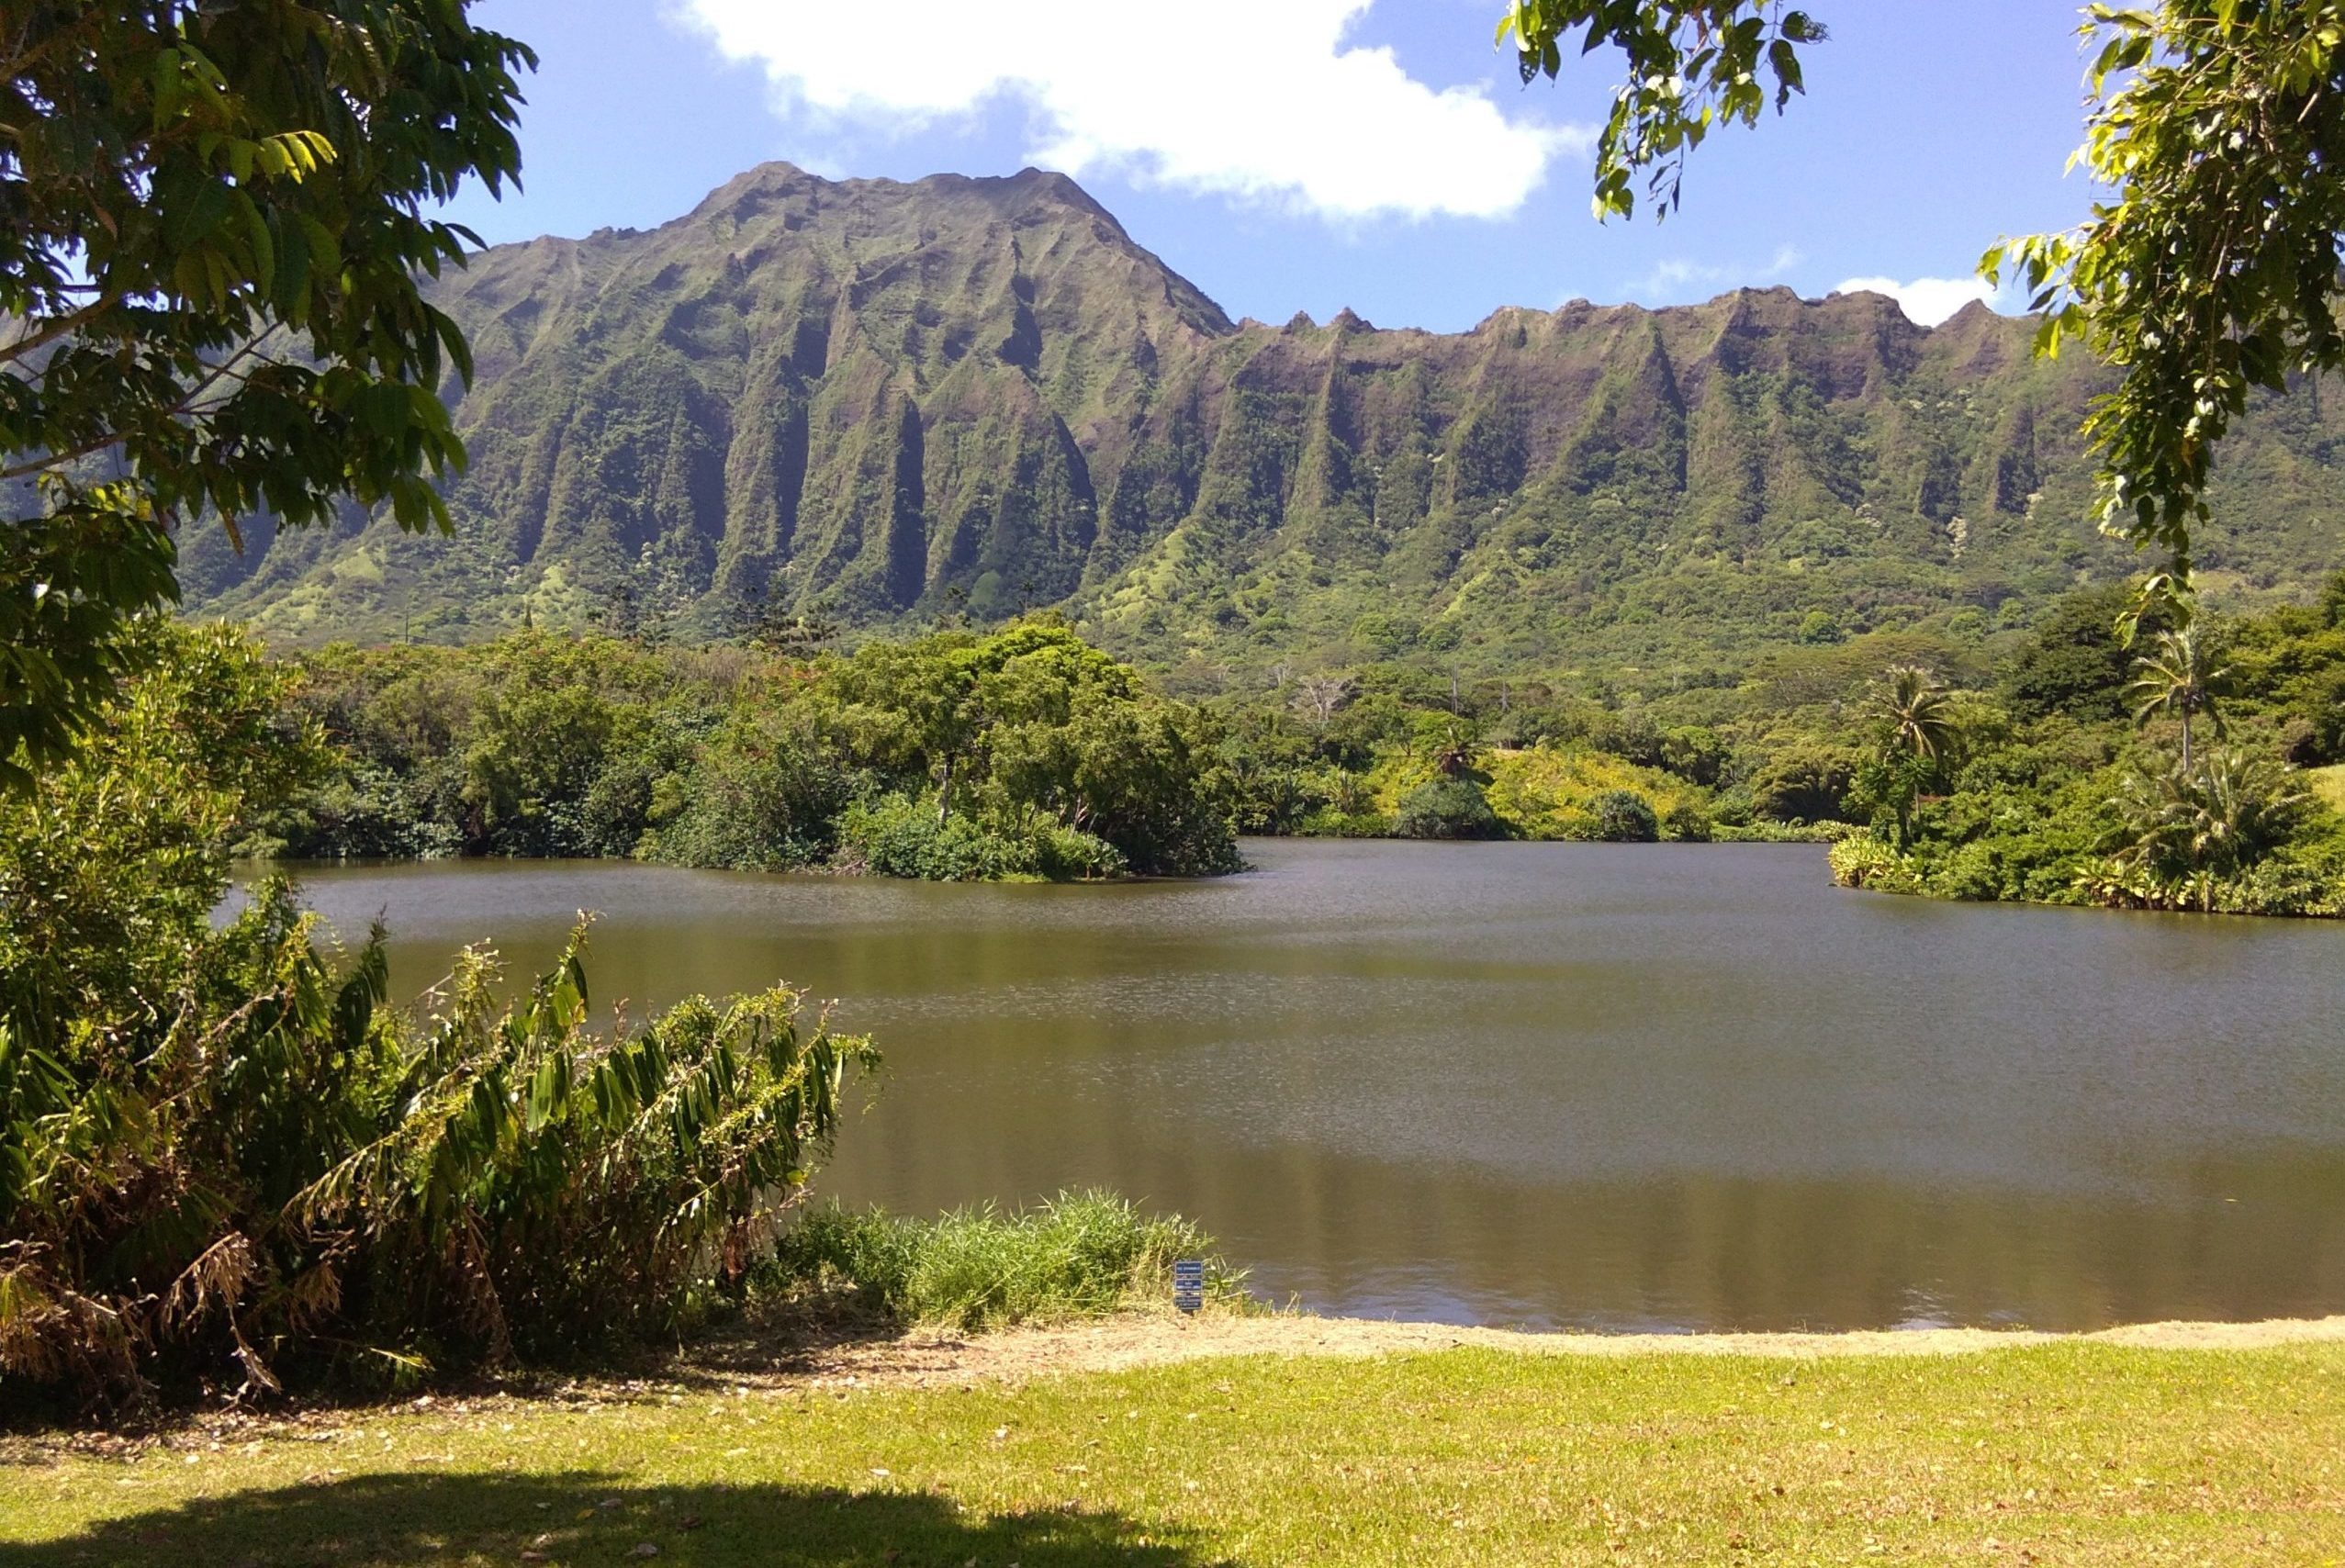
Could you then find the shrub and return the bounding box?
[842,795,1034,880]
[1663,800,1714,842]
[0,896,875,1407]
[1829,835,1921,893]
[0,633,878,1406]
[1033,823,1128,880]
[1589,789,1660,842]
[652,716,851,870]
[1926,840,2008,902]
[761,1191,1240,1333]
[836,796,1124,881]
[1393,779,1502,840]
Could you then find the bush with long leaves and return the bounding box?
[0,623,875,1406]
[2,886,874,1407]
[2081,748,2311,913]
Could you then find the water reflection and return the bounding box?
[261,840,2345,1331]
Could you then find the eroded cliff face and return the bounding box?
[183,160,2339,666]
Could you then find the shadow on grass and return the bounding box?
[0,1471,1228,1567]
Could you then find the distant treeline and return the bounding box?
[245,578,2345,911]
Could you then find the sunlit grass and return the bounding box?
[5,1339,2341,1565]
[2308,763,2345,812]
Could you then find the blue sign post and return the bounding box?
[1172,1259,1205,1315]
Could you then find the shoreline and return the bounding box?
[690,1309,2345,1394]
[8,1310,2340,1459]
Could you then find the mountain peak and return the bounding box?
[190,157,2329,673]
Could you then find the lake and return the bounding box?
[264,839,2345,1333]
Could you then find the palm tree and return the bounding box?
[1870,666,1958,762]
[1857,667,1957,849]
[2128,625,2228,772]
[1432,719,1479,779]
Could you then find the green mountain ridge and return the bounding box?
[183,161,2345,678]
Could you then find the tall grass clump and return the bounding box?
[763,1191,1242,1332]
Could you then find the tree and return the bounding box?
[1506,2,2345,611]
[0,620,323,1049]
[730,588,839,658]
[1997,583,2146,723]
[2,2,533,788]
[2127,624,2228,774]
[1291,674,1355,727]
[1588,788,1660,842]
[1431,719,1479,779]
[1985,5,2345,596]
[1852,666,1955,848]
[1395,778,1503,840]
[1871,666,1957,764]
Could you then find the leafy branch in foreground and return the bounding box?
[1983,4,2345,599]
[1500,3,2345,631]
[1500,1,1825,219]
[2,1,533,787]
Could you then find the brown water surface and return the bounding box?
[268,840,2345,1332]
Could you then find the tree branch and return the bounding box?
[0,338,277,482]
[0,294,121,370]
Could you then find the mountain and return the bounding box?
[183,162,2345,678]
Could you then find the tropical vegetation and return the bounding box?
[0,622,876,1408]
[1,0,531,787]
[259,617,1240,880]
[1823,579,2345,914]
[193,559,2341,919]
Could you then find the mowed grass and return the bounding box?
[4,1341,2343,1567]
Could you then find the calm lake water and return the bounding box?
[262,840,2345,1333]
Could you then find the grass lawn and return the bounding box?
[2309,763,2345,812]
[4,1338,2343,1566]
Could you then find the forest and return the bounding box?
[220,568,2345,915]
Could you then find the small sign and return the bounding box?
[1172,1259,1205,1315]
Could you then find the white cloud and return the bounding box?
[676,0,1587,220]
[1639,258,1727,296]
[1622,242,1801,303]
[1832,274,1995,327]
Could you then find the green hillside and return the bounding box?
[183,162,2345,678]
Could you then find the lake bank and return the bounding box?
[9,1311,2344,1566]
[676,1308,2345,1391]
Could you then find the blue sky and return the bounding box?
[443,2,2101,332]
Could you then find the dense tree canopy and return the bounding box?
[1,0,532,786]
[273,619,1244,881]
